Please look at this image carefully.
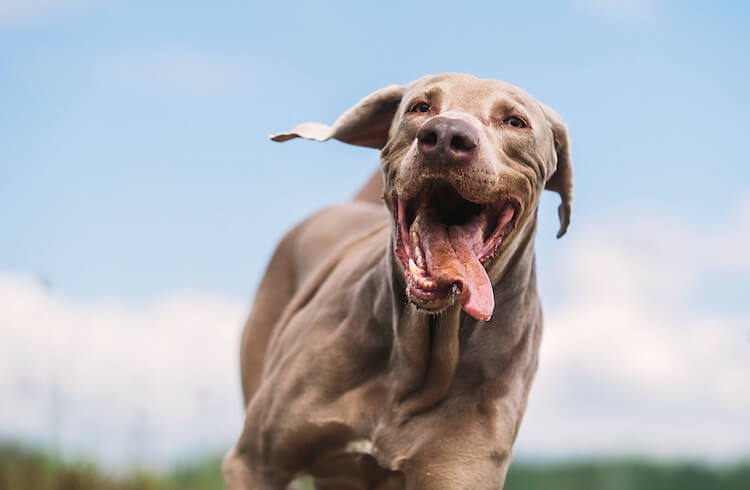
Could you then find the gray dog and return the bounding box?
[223,73,573,490]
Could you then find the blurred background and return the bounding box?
[1,0,749,488]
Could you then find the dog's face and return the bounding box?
[271,73,573,321]
[381,74,568,320]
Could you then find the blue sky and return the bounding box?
[2,0,748,301]
[1,0,749,466]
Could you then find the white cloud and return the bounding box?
[0,0,98,28]
[0,275,247,466]
[517,194,750,461]
[1,194,749,466]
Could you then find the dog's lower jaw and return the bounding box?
[392,183,519,322]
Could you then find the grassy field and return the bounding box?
[2,443,749,490]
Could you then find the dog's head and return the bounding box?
[272,73,573,321]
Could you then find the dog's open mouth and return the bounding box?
[394,181,517,321]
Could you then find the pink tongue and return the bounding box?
[419,209,494,321]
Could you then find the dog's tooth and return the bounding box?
[414,274,425,288]
[412,211,422,232]
[408,258,420,277]
[414,246,426,269]
[411,231,419,244]
[411,272,436,290]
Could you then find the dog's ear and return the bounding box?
[270,85,405,149]
[541,104,574,238]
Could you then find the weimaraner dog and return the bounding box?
[223,73,573,490]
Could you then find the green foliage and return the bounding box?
[2,443,749,490]
[0,444,220,490]
[505,459,750,490]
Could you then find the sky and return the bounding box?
[1,0,749,467]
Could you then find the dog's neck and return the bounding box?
[373,213,541,420]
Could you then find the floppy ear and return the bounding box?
[270,85,405,149]
[541,105,574,238]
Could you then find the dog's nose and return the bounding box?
[416,116,479,165]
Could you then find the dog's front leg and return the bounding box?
[222,447,293,490]
[404,451,511,490]
[222,448,264,490]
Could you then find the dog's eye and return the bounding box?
[409,102,431,113]
[504,116,527,128]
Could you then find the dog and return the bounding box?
[223,73,573,489]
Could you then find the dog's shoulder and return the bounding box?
[282,201,389,292]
